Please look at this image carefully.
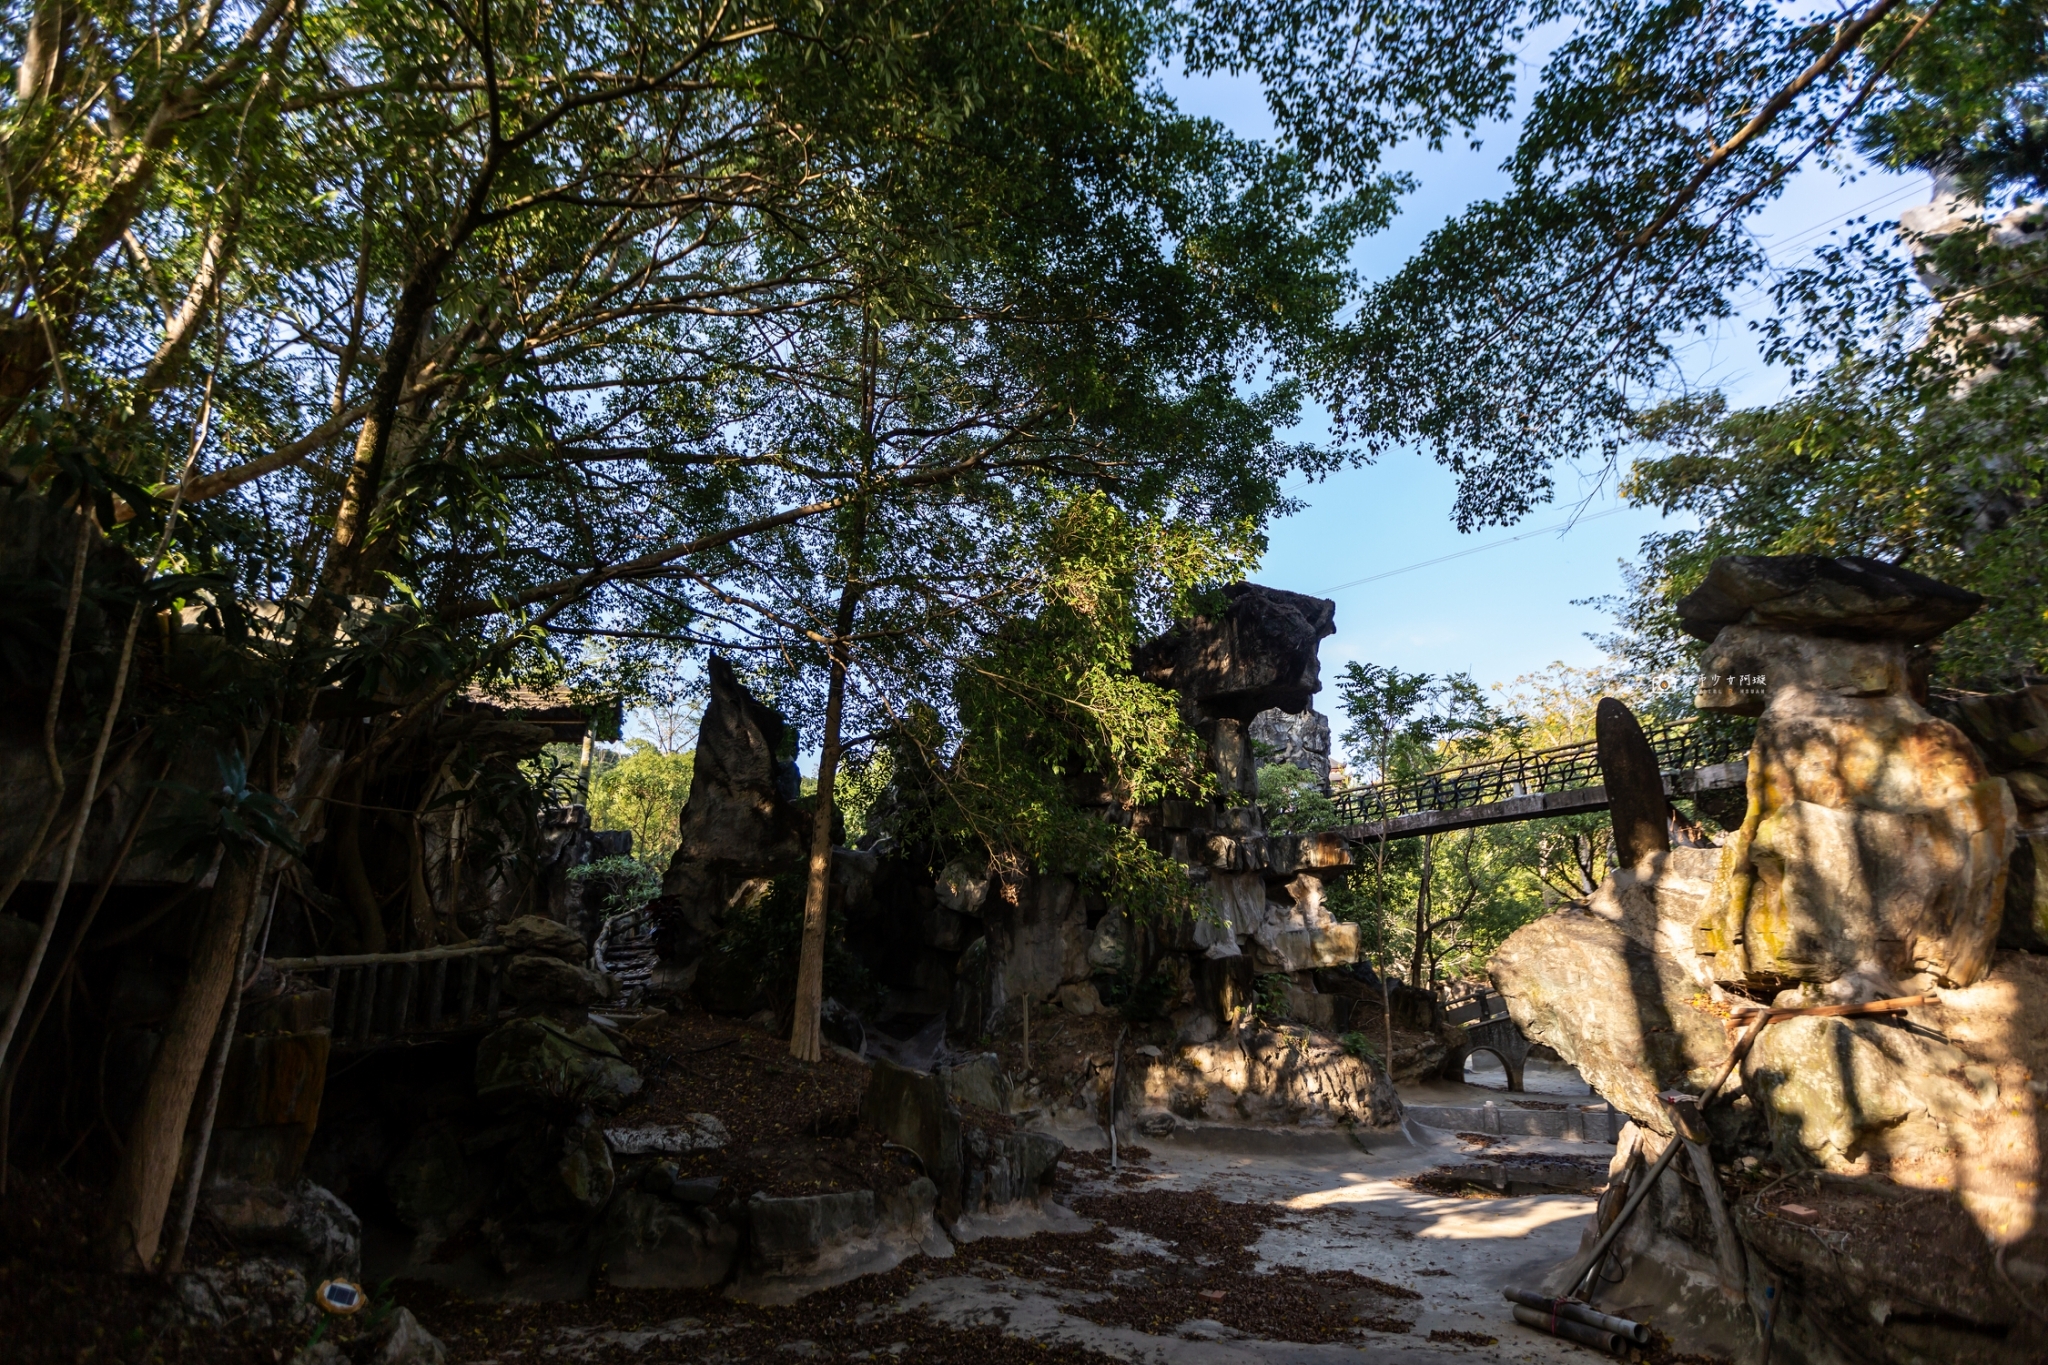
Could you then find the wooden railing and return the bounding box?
[267,944,510,1048]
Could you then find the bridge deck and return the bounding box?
[1335,759,1747,843]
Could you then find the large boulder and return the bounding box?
[1490,848,1733,1136]
[1127,1027,1402,1129]
[860,1058,1064,1223]
[733,1179,947,1302]
[1676,553,1985,643]
[505,951,616,1005]
[501,914,589,960]
[475,1016,641,1110]
[600,1187,739,1289]
[199,1180,361,1282]
[162,1257,318,1333]
[984,874,1094,1007]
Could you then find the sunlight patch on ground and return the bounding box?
[1281,1176,1593,1238]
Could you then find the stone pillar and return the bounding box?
[1681,556,2015,990]
[1595,697,1670,871]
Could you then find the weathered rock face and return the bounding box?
[1676,553,1985,645]
[732,1178,948,1303]
[1492,848,1738,1137]
[506,951,616,1006]
[653,656,807,954]
[1133,582,1336,723]
[200,1179,362,1283]
[1597,696,1672,870]
[600,1187,739,1288]
[1125,1026,1401,1129]
[860,1058,1064,1223]
[1249,705,1333,790]
[1490,556,2045,1364]
[474,1016,642,1110]
[1932,681,2048,954]
[1692,631,2015,991]
[502,914,590,960]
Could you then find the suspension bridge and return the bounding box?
[1329,721,1754,843]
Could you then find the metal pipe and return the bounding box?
[1503,1288,1650,1344]
[1511,1304,1623,1353]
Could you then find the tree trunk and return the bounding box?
[1409,834,1434,989]
[789,582,861,1063]
[101,849,265,1271]
[336,772,387,953]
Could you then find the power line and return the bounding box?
[1318,504,1633,595]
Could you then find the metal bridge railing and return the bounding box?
[1329,721,1753,827]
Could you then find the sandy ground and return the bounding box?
[927,1117,1610,1364]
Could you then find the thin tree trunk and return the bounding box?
[162,863,272,1272]
[791,319,877,1064]
[101,847,260,1271]
[1409,834,1434,989]
[789,576,862,1063]
[0,510,92,917]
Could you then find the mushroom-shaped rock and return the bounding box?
[1675,553,1983,643]
[1133,582,1336,721]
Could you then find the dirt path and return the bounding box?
[408,1120,1612,1363]
[911,1122,1605,1363]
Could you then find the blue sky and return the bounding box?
[1158,58,1926,702]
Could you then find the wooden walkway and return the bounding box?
[1330,722,1751,842]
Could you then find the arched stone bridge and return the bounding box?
[1441,988,1532,1092]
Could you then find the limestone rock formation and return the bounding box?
[601,1188,739,1289]
[1125,1026,1401,1129]
[1491,848,1732,1136]
[505,951,616,1006]
[1490,555,2045,1364]
[199,1179,362,1283]
[1249,705,1333,790]
[733,1179,949,1302]
[860,1059,1064,1224]
[474,1016,641,1110]
[1133,582,1336,723]
[1932,682,2048,953]
[651,656,808,959]
[501,914,589,960]
[1676,553,1985,645]
[1688,564,2015,990]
